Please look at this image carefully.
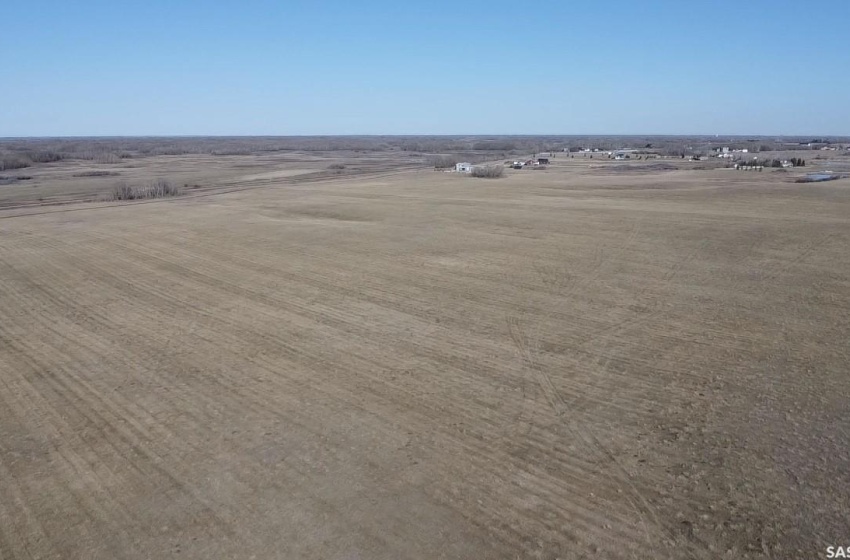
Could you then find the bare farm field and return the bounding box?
[2,150,850,559]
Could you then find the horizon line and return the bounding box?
[2,133,849,140]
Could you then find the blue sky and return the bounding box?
[2,1,848,136]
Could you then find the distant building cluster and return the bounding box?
[711,146,749,159]
[507,157,550,169]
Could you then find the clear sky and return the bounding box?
[2,1,848,136]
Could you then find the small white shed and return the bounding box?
[456,162,473,173]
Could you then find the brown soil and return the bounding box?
[1,156,849,559]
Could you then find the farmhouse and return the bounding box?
[456,162,472,173]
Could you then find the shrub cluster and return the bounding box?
[26,150,64,163]
[735,157,806,168]
[0,157,30,171]
[470,165,504,178]
[94,152,122,164]
[432,155,458,169]
[111,179,181,200]
[73,171,121,177]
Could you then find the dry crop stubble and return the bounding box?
[1,154,850,558]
